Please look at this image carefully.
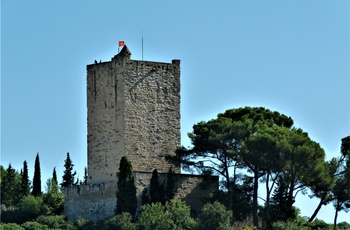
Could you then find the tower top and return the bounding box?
[115,45,132,59]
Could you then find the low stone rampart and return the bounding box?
[65,173,218,222]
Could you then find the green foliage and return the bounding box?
[52,167,58,185]
[21,161,30,197]
[1,164,22,206]
[116,156,137,216]
[36,215,75,229]
[196,201,232,230]
[0,223,25,230]
[83,166,88,185]
[150,169,166,205]
[44,178,64,214]
[138,202,176,230]
[0,195,51,224]
[75,218,95,230]
[337,221,350,229]
[166,199,197,229]
[138,199,196,230]
[165,169,176,201]
[32,153,42,196]
[61,152,77,187]
[306,219,332,230]
[103,212,136,230]
[21,221,50,230]
[271,220,307,230]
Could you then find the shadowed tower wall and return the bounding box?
[87,46,180,183]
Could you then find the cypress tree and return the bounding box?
[150,169,166,205]
[52,167,58,185]
[165,168,176,202]
[61,152,76,187]
[21,160,30,196]
[83,167,88,185]
[32,153,42,196]
[116,156,137,216]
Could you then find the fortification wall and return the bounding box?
[64,181,118,222]
[65,173,218,222]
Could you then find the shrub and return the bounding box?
[36,215,75,229]
[196,201,232,230]
[166,199,196,230]
[75,218,95,230]
[271,220,308,230]
[138,202,176,230]
[0,223,25,230]
[21,221,49,230]
[103,212,136,230]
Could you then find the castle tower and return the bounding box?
[87,46,181,183]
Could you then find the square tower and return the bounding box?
[86,46,181,183]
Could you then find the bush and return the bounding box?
[138,202,176,230]
[103,212,136,230]
[196,201,232,230]
[271,220,308,230]
[36,215,75,229]
[0,223,25,230]
[21,221,49,230]
[75,218,96,230]
[166,199,196,230]
[338,221,350,230]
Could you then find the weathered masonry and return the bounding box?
[87,46,180,183]
[64,46,218,222]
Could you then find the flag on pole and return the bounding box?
[119,41,125,47]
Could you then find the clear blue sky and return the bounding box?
[1,0,349,223]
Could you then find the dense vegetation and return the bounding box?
[1,107,349,229]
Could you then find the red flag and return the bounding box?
[119,41,125,47]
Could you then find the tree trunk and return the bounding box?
[333,208,339,230]
[265,173,271,227]
[308,192,327,223]
[224,152,232,211]
[253,170,259,228]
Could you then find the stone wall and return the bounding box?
[123,59,181,174]
[64,181,118,222]
[65,172,218,222]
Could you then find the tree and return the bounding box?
[32,153,42,196]
[138,202,176,230]
[272,128,328,222]
[197,201,233,230]
[137,199,196,230]
[103,212,136,230]
[116,156,137,216]
[308,157,338,223]
[61,152,76,187]
[165,168,176,202]
[150,169,165,205]
[21,160,30,197]
[52,167,58,185]
[332,136,350,229]
[172,107,294,227]
[83,166,88,185]
[1,164,21,206]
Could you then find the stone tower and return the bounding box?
[64,46,218,222]
[87,46,181,183]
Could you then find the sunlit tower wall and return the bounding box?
[86,46,181,184]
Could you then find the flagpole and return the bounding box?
[142,30,144,61]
